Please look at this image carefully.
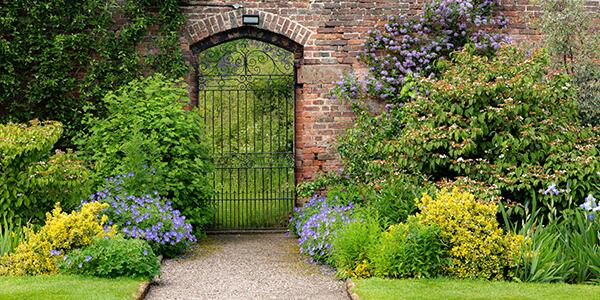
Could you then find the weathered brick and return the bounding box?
[179,0,597,182]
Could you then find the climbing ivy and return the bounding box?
[0,0,188,148]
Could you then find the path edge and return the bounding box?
[345,279,360,300]
[134,255,163,300]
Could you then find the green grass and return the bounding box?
[0,275,143,300]
[354,278,600,300]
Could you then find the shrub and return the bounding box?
[77,75,214,231]
[60,236,160,279]
[0,202,115,276]
[368,175,434,226]
[293,195,354,262]
[341,46,599,218]
[0,120,91,224]
[331,211,382,278]
[371,218,447,279]
[86,172,196,258]
[417,188,524,280]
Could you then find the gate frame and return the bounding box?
[190,26,304,231]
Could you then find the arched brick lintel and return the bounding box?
[185,8,314,50]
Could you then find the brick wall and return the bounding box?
[179,0,599,184]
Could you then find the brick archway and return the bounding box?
[184,8,314,48]
[179,4,403,184]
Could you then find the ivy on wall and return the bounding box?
[0,0,188,147]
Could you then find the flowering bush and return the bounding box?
[293,195,354,262]
[86,173,196,257]
[334,0,508,103]
[417,188,524,280]
[339,46,599,219]
[59,236,160,279]
[0,202,115,276]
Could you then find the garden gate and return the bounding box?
[196,39,296,231]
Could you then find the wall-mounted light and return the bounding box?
[242,14,260,26]
[195,3,243,9]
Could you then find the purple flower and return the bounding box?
[84,255,92,262]
[49,249,61,256]
[543,182,559,196]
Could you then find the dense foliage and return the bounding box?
[87,172,197,257]
[331,213,382,278]
[370,219,446,279]
[537,0,600,125]
[77,75,213,231]
[60,237,160,279]
[0,0,188,147]
[506,189,600,284]
[339,46,599,218]
[0,121,90,224]
[0,202,115,276]
[418,189,524,280]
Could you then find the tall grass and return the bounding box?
[0,216,24,256]
[501,201,600,283]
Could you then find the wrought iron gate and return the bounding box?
[196,39,295,230]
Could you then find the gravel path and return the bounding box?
[145,233,348,300]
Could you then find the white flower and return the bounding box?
[580,194,597,211]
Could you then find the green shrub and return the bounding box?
[77,75,214,231]
[331,211,382,278]
[418,188,524,280]
[0,120,90,224]
[368,175,434,226]
[339,46,599,218]
[60,236,160,279]
[371,218,446,279]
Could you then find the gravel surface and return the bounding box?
[145,233,348,300]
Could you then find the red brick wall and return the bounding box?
[178,0,599,184]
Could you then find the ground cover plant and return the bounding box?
[77,75,214,232]
[60,236,159,279]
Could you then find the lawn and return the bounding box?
[0,275,143,300]
[354,278,600,300]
